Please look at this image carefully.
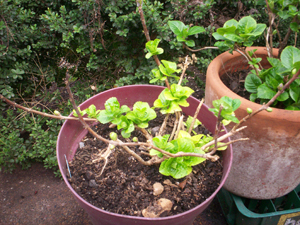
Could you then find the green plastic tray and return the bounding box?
[217,185,300,225]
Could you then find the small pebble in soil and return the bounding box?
[79,142,85,148]
[89,180,98,188]
[85,171,94,180]
[153,182,164,196]
[142,198,173,218]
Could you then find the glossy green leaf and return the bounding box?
[257,83,277,100]
[168,20,185,36]
[238,16,257,34]
[281,46,300,70]
[188,26,205,35]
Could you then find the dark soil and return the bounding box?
[67,111,223,218]
[220,69,251,100]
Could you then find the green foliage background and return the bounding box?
[0,0,274,173]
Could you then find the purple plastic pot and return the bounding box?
[57,85,232,225]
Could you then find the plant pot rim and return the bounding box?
[207,46,299,121]
[57,84,232,221]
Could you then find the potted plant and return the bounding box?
[204,0,300,199]
[0,2,242,225]
[0,1,296,224]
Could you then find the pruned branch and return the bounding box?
[0,94,97,122]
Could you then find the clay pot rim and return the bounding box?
[206,46,300,121]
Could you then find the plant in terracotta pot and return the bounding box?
[204,0,300,199]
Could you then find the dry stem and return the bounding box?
[188,99,204,134]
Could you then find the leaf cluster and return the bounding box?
[245,46,300,109]
[168,21,205,47]
[213,16,266,51]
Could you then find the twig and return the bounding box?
[118,139,166,165]
[278,15,298,57]
[235,47,261,76]
[169,111,180,141]
[92,145,113,176]
[265,0,275,58]
[188,99,204,134]
[184,44,219,52]
[207,138,249,154]
[0,94,97,122]
[158,113,170,136]
[174,114,184,139]
[210,105,223,155]
[200,126,248,151]
[178,56,190,86]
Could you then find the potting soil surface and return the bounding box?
[0,163,228,225]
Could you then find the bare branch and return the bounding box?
[158,113,170,136]
[188,99,204,134]
[184,44,219,52]
[0,94,97,122]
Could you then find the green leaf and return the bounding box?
[185,116,201,132]
[126,101,156,127]
[277,91,289,102]
[145,39,164,58]
[159,60,181,76]
[168,20,185,36]
[223,33,243,42]
[214,41,232,51]
[145,52,152,59]
[245,73,262,93]
[257,83,277,100]
[249,93,257,102]
[289,82,300,102]
[188,26,205,35]
[238,16,257,34]
[286,105,300,110]
[290,22,299,32]
[212,32,227,41]
[267,57,282,67]
[105,97,120,113]
[159,158,192,179]
[224,19,238,29]
[97,110,113,124]
[185,40,195,47]
[281,46,300,70]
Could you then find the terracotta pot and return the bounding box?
[57,85,233,225]
[205,47,300,199]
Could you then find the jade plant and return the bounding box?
[0,0,298,181]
